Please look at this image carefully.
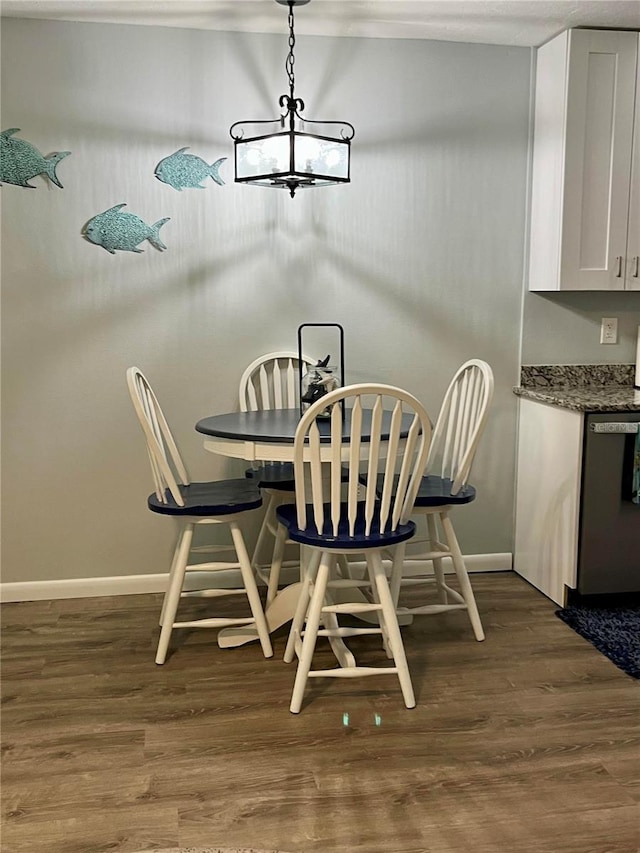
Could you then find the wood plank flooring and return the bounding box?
[2,572,639,853]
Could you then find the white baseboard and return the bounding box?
[1,573,170,603]
[329,552,512,580]
[0,553,512,603]
[0,571,246,603]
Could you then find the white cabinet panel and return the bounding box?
[529,29,640,292]
[627,48,640,291]
[514,398,583,605]
[528,30,567,293]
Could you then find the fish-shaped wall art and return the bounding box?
[154,148,226,191]
[0,128,71,188]
[83,204,170,254]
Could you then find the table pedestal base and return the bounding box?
[217,582,413,649]
[217,581,302,648]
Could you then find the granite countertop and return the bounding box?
[513,364,640,413]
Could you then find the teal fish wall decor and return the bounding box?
[83,204,170,254]
[0,128,71,188]
[154,148,226,191]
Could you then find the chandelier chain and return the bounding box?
[286,2,296,100]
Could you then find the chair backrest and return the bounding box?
[293,384,433,538]
[126,366,188,507]
[427,359,494,494]
[239,351,316,412]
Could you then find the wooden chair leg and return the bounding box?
[251,492,277,576]
[440,511,485,641]
[290,553,330,714]
[389,544,403,611]
[284,549,321,664]
[381,544,407,658]
[229,521,273,659]
[368,551,416,709]
[427,513,448,604]
[159,533,183,627]
[336,554,354,580]
[156,523,193,665]
[267,522,288,606]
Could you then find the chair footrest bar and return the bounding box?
[173,617,255,628]
[254,559,299,571]
[398,582,465,605]
[316,627,382,638]
[308,667,399,678]
[398,603,467,615]
[190,545,236,555]
[181,588,247,598]
[184,560,242,571]
[327,579,372,589]
[404,549,451,561]
[321,603,382,614]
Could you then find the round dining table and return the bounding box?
[195,407,409,462]
[195,407,414,649]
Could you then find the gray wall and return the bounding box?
[522,291,640,364]
[2,18,531,585]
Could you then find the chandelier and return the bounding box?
[229,0,355,198]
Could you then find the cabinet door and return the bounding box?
[561,30,637,291]
[627,41,640,291]
[514,399,583,605]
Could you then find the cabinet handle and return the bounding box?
[633,256,639,278]
[615,256,623,277]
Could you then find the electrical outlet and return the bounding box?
[600,317,618,344]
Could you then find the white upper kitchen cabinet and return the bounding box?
[528,29,640,292]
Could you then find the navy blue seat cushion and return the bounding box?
[276,502,416,550]
[373,474,476,507]
[245,462,295,492]
[148,479,263,516]
[413,475,476,507]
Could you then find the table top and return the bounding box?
[195,408,411,444]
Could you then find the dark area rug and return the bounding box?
[555,604,640,678]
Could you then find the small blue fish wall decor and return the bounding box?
[0,128,71,188]
[155,148,226,191]
[83,204,170,254]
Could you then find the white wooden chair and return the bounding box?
[277,383,433,714]
[389,359,494,641]
[127,367,273,664]
[239,351,315,603]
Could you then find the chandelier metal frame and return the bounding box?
[229,0,355,197]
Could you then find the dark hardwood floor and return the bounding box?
[2,571,639,853]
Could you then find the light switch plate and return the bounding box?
[600,317,618,344]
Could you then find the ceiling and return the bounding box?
[1,0,639,47]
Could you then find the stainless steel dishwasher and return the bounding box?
[577,412,640,595]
